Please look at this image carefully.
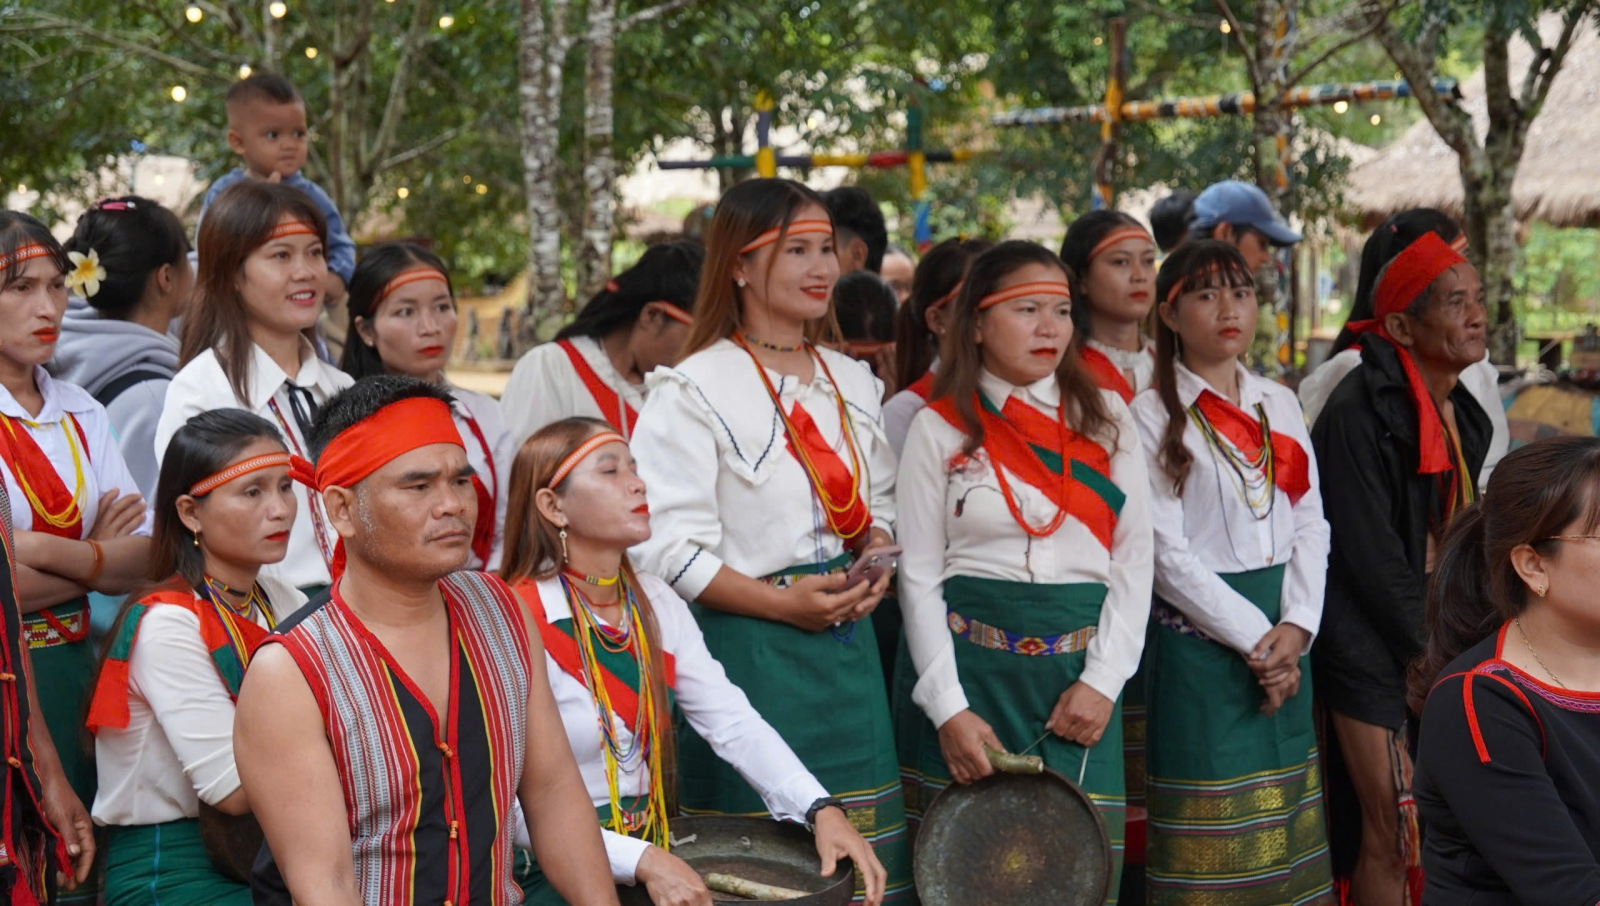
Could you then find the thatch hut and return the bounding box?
[1346,17,1600,228]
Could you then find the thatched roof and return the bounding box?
[1346,16,1600,228]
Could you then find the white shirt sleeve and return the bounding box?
[1277,407,1331,643]
[863,399,898,540]
[604,828,652,885]
[630,378,727,600]
[1133,401,1274,656]
[1077,400,1153,701]
[882,391,924,459]
[896,412,968,728]
[663,584,829,820]
[153,368,210,468]
[502,345,570,448]
[85,405,153,536]
[128,606,244,805]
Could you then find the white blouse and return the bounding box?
[883,357,938,457]
[155,339,353,590]
[1298,348,1507,491]
[502,335,648,446]
[513,572,829,883]
[92,577,305,826]
[630,339,896,600]
[897,369,1153,729]
[451,386,514,571]
[1130,362,1330,657]
[0,368,152,538]
[1086,336,1157,396]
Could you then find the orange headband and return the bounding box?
[654,302,694,326]
[739,219,834,255]
[928,282,963,312]
[190,453,293,497]
[289,396,464,580]
[1449,234,1468,253]
[977,281,1072,311]
[0,243,52,274]
[1088,227,1155,261]
[1164,263,1230,305]
[375,267,449,308]
[549,432,627,489]
[268,221,318,240]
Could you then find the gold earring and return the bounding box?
[559,527,568,564]
[1537,584,1548,598]
[192,531,201,548]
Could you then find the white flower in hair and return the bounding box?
[65,248,106,298]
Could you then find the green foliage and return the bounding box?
[1514,224,1600,314]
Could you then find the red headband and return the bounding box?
[190,453,293,496]
[376,267,449,307]
[1449,234,1468,253]
[928,282,963,312]
[654,302,694,326]
[1346,231,1470,477]
[549,432,627,488]
[0,243,52,274]
[290,396,465,579]
[739,219,834,255]
[978,281,1072,311]
[1088,227,1155,261]
[268,221,318,240]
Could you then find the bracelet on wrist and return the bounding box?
[84,539,104,585]
[804,796,845,833]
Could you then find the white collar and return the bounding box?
[977,366,1061,410]
[246,336,342,411]
[1172,358,1263,409]
[0,367,94,422]
[1085,335,1154,368]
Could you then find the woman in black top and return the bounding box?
[1412,436,1600,905]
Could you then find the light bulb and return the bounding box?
[171,85,188,102]
[305,46,318,59]
[397,187,410,199]
[238,64,253,79]
[269,2,287,19]
[1333,100,1349,114]
[475,183,487,195]
[1220,20,1231,34]
[185,5,203,23]
[439,14,455,28]
[1370,113,1382,125]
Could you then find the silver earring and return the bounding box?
[736,278,747,288]
[559,527,568,564]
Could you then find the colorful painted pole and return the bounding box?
[990,77,1459,127]
[754,91,776,178]
[908,98,932,249]
[1091,18,1127,211]
[1269,2,1296,375]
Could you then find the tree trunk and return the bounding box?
[520,0,569,335]
[1459,147,1520,365]
[576,0,617,302]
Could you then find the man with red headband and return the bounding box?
[233,376,619,905]
[1309,231,1491,905]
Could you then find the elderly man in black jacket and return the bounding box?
[1311,231,1490,906]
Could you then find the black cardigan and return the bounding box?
[1309,336,1490,729]
[1415,630,1600,905]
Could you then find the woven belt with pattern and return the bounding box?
[948,611,1096,656]
[22,606,88,650]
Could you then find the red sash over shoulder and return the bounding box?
[1193,390,1310,505]
[0,414,92,540]
[1077,346,1136,404]
[513,578,675,735]
[782,401,873,543]
[905,371,937,403]
[457,413,498,566]
[558,339,638,435]
[927,393,1120,549]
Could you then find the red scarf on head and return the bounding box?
[558,339,638,435]
[1077,345,1137,403]
[1344,231,1468,477]
[1193,390,1310,505]
[289,397,466,580]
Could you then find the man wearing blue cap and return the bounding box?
[1187,179,1302,271]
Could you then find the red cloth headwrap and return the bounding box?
[289,396,466,579]
[1344,231,1468,475]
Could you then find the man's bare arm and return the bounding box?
[233,643,360,906]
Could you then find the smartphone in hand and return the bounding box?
[841,545,903,590]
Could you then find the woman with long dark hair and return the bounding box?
[629,178,909,901]
[883,238,990,455]
[499,418,884,905]
[1299,209,1507,488]
[502,241,703,445]
[1411,437,1600,904]
[339,242,512,570]
[1130,241,1333,904]
[894,240,1153,903]
[155,180,352,597]
[1059,211,1160,404]
[87,409,302,904]
[0,214,152,902]
[53,196,192,497]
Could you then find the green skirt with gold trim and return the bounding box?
[1143,564,1333,905]
[893,575,1126,905]
[679,556,912,904]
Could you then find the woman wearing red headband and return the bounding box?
[1060,212,1161,404]
[629,178,909,902]
[339,242,512,571]
[894,240,1153,903]
[88,409,302,905]
[499,418,885,906]
[0,211,152,902]
[156,181,352,598]
[1131,241,1333,904]
[1311,230,1491,906]
[503,241,704,445]
[884,238,991,456]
